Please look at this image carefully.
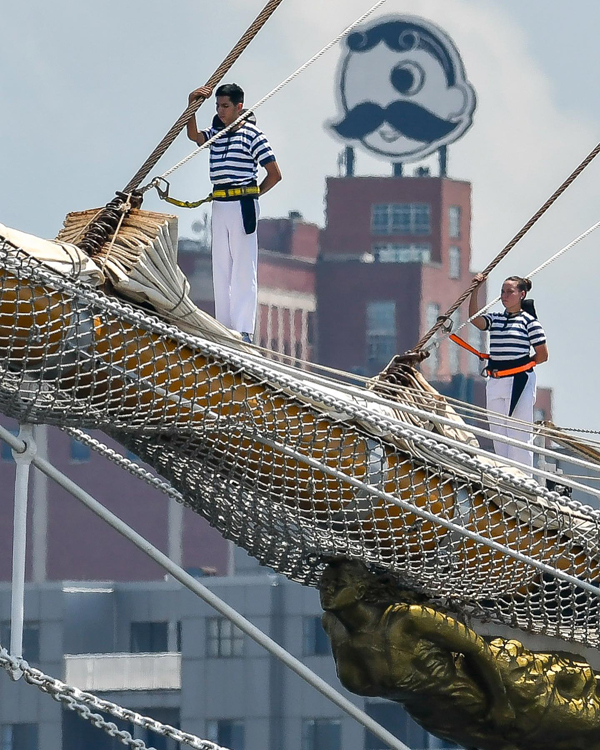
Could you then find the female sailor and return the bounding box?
[469,274,548,470]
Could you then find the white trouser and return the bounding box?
[211,199,259,334]
[486,370,536,470]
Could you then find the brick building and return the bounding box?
[318,174,476,379]
[316,172,552,421]
[0,176,552,584]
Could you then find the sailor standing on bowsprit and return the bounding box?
[469,273,549,470]
[187,83,282,344]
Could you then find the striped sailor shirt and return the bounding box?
[481,310,547,362]
[200,122,276,186]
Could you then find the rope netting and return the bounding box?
[1,230,600,649]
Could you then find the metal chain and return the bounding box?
[122,0,286,193]
[556,427,600,436]
[61,428,186,502]
[413,140,600,353]
[0,648,225,750]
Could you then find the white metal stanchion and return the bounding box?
[9,423,36,680]
[0,424,410,750]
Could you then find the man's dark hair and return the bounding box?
[215,83,244,105]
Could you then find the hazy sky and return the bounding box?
[2,0,600,428]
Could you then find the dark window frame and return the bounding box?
[206,718,245,750]
[206,617,244,658]
[302,718,341,750]
[371,204,431,236]
[0,622,40,663]
[130,621,169,653]
[302,616,330,656]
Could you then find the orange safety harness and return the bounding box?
[449,334,536,378]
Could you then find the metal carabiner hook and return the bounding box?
[152,177,171,201]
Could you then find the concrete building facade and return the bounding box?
[0,552,456,750]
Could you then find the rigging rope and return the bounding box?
[413,142,600,354]
[58,424,600,592]
[3,236,600,645]
[144,0,388,188]
[434,216,600,353]
[122,0,287,194]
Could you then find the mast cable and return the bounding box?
[144,0,388,189]
[428,216,600,351]
[412,142,600,354]
[123,0,287,194]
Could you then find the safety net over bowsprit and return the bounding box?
[1,214,600,648]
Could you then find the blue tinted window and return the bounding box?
[303,616,330,656]
[207,720,244,750]
[0,724,38,750]
[302,719,341,750]
[69,437,91,463]
[0,623,40,663]
[130,622,168,653]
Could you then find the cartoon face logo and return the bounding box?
[329,16,476,161]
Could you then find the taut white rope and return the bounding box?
[428,217,600,351]
[144,0,388,187]
[2,227,600,650]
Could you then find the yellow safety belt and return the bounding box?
[153,178,259,209]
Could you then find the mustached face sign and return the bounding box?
[330,16,476,162]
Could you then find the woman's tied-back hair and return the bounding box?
[505,276,537,318]
[505,276,532,295]
[215,83,245,105]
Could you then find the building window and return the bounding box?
[468,325,486,375]
[449,205,461,238]
[0,623,40,663]
[303,616,330,656]
[449,311,461,376]
[371,204,390,234]
[206,617,244,658]
[373,244,431,264]
[448,246,461,279]
[207,719,245,750]
[365,702,437,749]
[130,622,169,653]
[302,719,341,750]
[307,312,316,346]
[371,204,430,236]
[425,303,441,378]
[366,301,396,369]
[128,709,180,750]
[69,436,91,463]
[534,407,546,422]
[0,724,38,750]
[1,429,18,462]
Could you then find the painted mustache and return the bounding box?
[333,100,460,143]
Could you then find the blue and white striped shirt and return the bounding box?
[200,122,276,186]
[481,311,546,361]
